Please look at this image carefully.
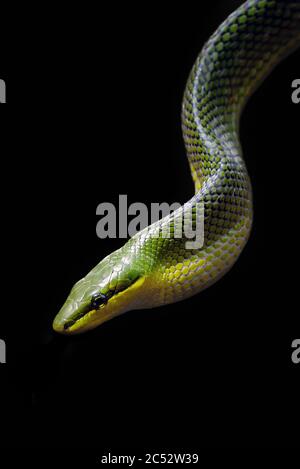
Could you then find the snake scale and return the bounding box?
[53,0,300,334]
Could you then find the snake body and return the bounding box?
[53,0,300,334]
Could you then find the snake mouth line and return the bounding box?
[63,307,99,331]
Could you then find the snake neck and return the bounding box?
[142,0,300,305]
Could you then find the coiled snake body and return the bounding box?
[54,0,300,334]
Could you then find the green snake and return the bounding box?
[53,0,300,334]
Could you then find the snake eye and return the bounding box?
[91,293,108,310]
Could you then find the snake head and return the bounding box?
[53,247,148,335]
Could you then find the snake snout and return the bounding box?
[53,297,90,335]
[52,316,66,334]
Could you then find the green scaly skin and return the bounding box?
[53,0,300,334]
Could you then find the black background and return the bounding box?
[0,0,299,455]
